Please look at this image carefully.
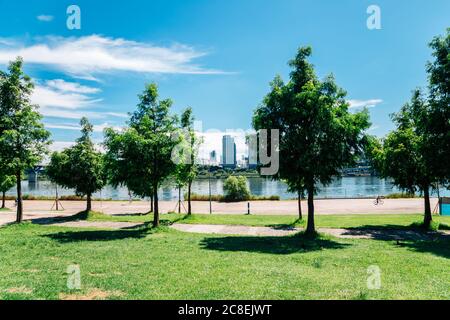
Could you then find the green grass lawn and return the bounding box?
[0,222,449,300]
[85,211,450,230]
[0,207,11,212]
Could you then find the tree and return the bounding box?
[105,83,179,227]
[46,118,105,211]
[0,57,50,222]
[253,47,370,235]
[0,172,15,209]
[104,127,155,212]
[425,29,450,188]
[172,107,201,215]
[223,176,251,202]
[374,90,440,229]
[370,29,450,229]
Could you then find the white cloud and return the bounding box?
[45,79,101,94]
[0,35,224,79]
[104,112,128,118]
[37,15,54,22]
[39,107,104,120]
[45,122,123,133]
[29,79,105,119]
[0,38,18,46]
[348,99,383,109]
[49,141,74,152]
[32,84,102,110]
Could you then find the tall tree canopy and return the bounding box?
[253,47,371,234]
[425,28,450,187]
[172,107,201,215]
[371,29,449,228]
[104,127,155,209]
[46,117,105,211]
[373,90,436,227]
[105,83,179,227]
[0,57,50,222]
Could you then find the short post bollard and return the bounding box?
[247,202,250,215]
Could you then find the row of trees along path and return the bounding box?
[0,29,448,232]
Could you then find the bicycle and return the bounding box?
[373,196,384,206]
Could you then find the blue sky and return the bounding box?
[0,0,448,159]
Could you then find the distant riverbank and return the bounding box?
[6,176,449,201]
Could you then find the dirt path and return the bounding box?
[171,223,448,241]
[3,210,446,240]
[32,219,144,229]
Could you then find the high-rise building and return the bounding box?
[209,150,217,164]
[222,135,237,168]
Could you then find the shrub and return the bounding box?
[185,193,224,202]
[187,193,280,202]
[223,176,251,202]
[385,192,417,199]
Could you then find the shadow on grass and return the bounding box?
[344,224,449,241]
[344,224,450,259]
[266,218,304,230]
[200,232,350,255]
[32,211,92,225]
[401,237,450,259]
[109,212,151,217]
[42,224,152,243]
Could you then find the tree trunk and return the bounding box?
[55,186,59,211]
[153,184,159,227]
[16,171,22,223]
[150,194,154,213]
[86,193,92,212]
[306,185,315,235]
[188,180,192,215]
[423,185,432,229]
[1,191,5,209]
[297,191,302,220]
[178,186,181,214]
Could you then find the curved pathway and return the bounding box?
[171,223,449,241]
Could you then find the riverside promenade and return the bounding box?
[0,198,437,227]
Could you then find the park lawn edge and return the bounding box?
[72,211,450,231]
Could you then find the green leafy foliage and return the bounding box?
[370,29,449,229]
[0,171,15,208]
[0,173,15,194]
[426,28,450,187]
[46,118,105,211]
[253,47,371,233]
[172,107,202,214]
[223,176,251,202]
[104,83,179,226]
[0,57,50,221]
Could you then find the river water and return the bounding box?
[6,176,448,200]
